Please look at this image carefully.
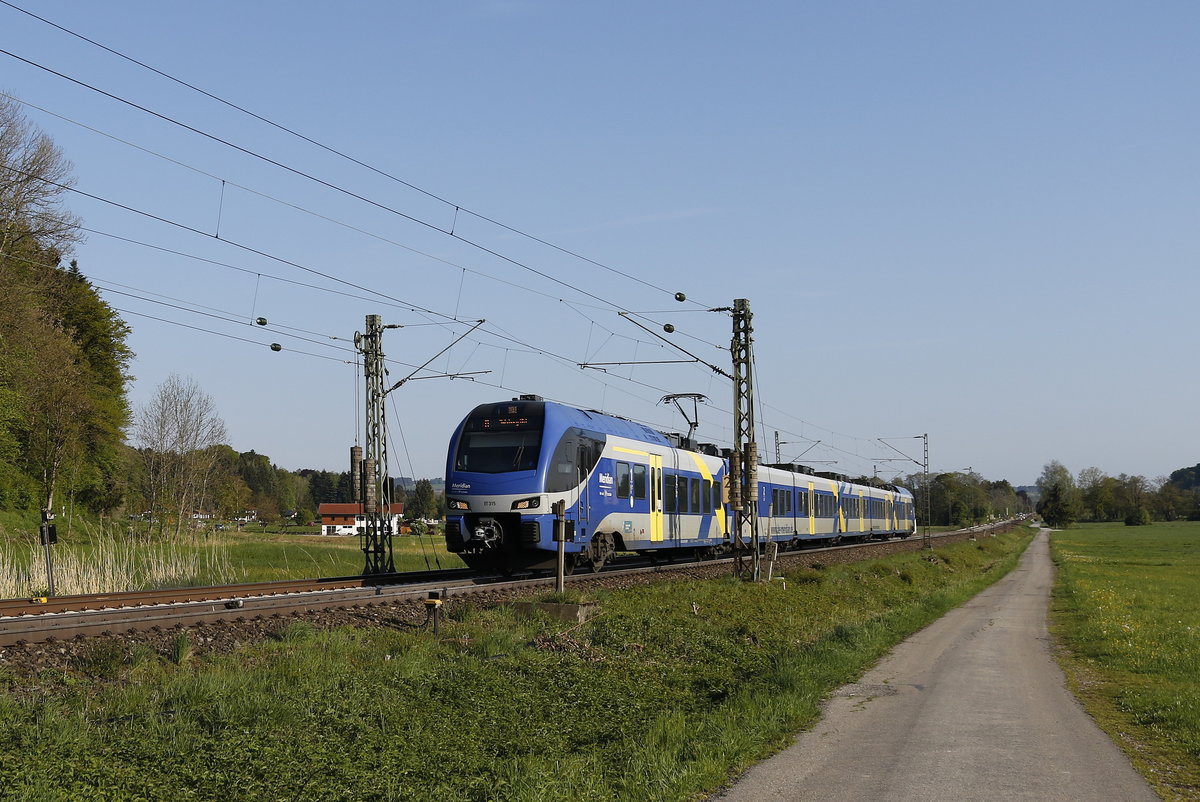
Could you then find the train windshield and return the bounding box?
[455,430,542,473]
[454,402,545,474]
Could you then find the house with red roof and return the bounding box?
[318,503,405,537]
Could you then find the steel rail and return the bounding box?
[0,568,477,617]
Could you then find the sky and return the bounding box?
[2,1,1196,487]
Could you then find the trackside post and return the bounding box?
[39,509,57,597]
[553,500,567,593]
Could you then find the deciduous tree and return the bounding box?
[409,478,438,520]
[135,374,227,537]
[1,95,82,257]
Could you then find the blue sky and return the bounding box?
[2,1,1196,486]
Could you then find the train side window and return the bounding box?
[713,482,722,511]
[690,478,700,514]
[632,464,647,499]
[664,475,677,513]
[675,476,687,514]
[544,428,605,493]
[702,479,712,514]
[616,462,631,498]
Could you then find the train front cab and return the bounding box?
[445,399,675,571]
[443,400,595,570]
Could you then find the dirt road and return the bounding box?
[712,529,1157,801]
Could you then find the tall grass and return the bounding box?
[0,525,242,598]
[1050,521,1200,800]
[0,521,466,598]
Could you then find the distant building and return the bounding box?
[318,503,405,537]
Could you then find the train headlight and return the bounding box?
[511,496,541,511]
[448,499,469,511]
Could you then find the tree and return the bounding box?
[1037,460,1075,497]
[1036,460,1081,528]
[1,99,131,516]
[986,479,1021,519]
[1167,463,1200,492]
[135,374,228,537]
[214,474,252,519]
[15,321,93,511]
[1037,482,1081,528]
[1,95,82,257]
[409,478,437,520]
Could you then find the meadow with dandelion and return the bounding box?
[1051,521,1200,800]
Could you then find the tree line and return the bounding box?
[1034,459,1200,528]
[893,470,1032,528]
[121,374,445,533]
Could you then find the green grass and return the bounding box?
[216,530,464,580]
[0,530,1032,801]
[1050,521,1200,801]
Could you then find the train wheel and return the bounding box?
[588,532,615,572]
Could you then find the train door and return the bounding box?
[790,475,799,538]
[576,442,590,528]
[650,453,664,542]
[665,451,680,543]
[805,481,813,536]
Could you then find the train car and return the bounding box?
[444,396,916,572]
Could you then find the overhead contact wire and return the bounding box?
[0,0,707,306]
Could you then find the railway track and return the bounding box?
[0,568,476,617]
[0,523,1019,647]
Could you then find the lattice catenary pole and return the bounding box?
[354,314,395,574]
[729,299,760,580]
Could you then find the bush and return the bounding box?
[1124,508,1153,526]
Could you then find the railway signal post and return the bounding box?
[39,509,57,597]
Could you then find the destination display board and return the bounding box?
[465,402,544,432]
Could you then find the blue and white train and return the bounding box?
[444,397,916,572]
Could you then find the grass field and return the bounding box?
[0,530,1032,801]
[1050,521,1200,801]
